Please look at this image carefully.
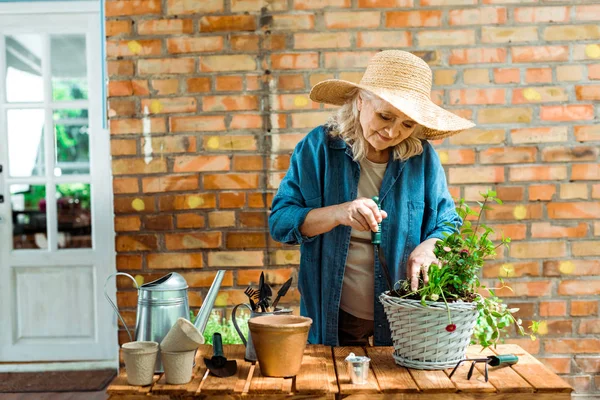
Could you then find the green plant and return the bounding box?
[191,310,249,345]
[393,189,538,349]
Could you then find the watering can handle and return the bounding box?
[231,303,252,347]
[104,272,139,343]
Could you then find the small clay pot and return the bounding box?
[161,350,196,384]
[122,341,159,386]
[248,314,312,378]
[161,318,204,352]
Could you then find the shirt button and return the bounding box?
[377,324,382,328]
[377,275,382,279]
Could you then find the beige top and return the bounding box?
[339,158,387,321]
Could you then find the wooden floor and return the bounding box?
[0,391,107,400]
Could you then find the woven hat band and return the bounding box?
[359,52,432,97]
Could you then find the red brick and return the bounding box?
[200,15,256,32]
[545,259,600,276]
[138,58,195,75]
[479,147,536,164]
[449,89,505,105]
[226,232,266,248]
[575,5,600,21]
[559,183,588,200]
[245,75,262,91]
[115,216,141,232]
[277,74,305,91]
[510,241,566,259]
[324,52,377,69]
[548,202,600,219]
[542,146,598,163]
[539,301,567,317]
[572,163,600,180]
[485,204,543,220]
[151,79,179,95]
[482,27,538,44]
[529,185,556,201]
[436,149,475,165]
[142,175,198,193]
[230,34,259,52]
[494,281,553,297]
[497,186,525,202]
[219,192,246,208]
[271,14,315,30]
[170,116,226,132]
[512,46,569,63]
[159,194,217,211]
[248,193,265,208]
[173,155,230,173]
[167,37,223,54]
[580,320,600,335]
[143,214,173,231]
[271,53,319,70]
[325,11,380,29]
[514,6,569,23]
[113,177,139,194]
[147,253,203,269]
[165,232,221,250]
[575,125,600,142]
[141,97,197,114]
[238,212,266,228]
[109,99,136,116]
[166,0,222,14]
[207,251,264,267]
[449,7,506,25]
[509,165,567,182]
[295,0,351,8]
[571,301,598,317]
[106,39,161,57]
[116,254,142,271]
[589,64,600,80]
[107,60,134,76]
[531,222,588,238]
[187,77,211,93]
[215,76,243,91]
[525,68,552,83]
[357,31,412,48]
[544,25,600,42]
[483,261,537,278]
[132,80,150,95]
[386,10,441,27]
[540,105,594,121]
[203,173,260,189]
[559,281,600,296]
[112,159,166,175]
[111,139,137,156]
[494,68,520,84]
[575,85,600,101]
[233,155,263,171]
[116,235,158,251]
[114,196,155,213]
[294,32,352,49]
[572,241,600,257]
[448,166,504,184]
[511,127,568,144]
[108,80,133,97]
[200,55,257,72]
[106,20,133,36]
[449,48,506,65]
[137,19,194,35]
[537,357,571,375]
[176,213,206,229]
[105,0,161,16]
[202,95,259,112]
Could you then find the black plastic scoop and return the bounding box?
[204,332,237,377]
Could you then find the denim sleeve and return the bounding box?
[269,139,320,246]
[423,143,462,241]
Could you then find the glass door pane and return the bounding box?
[4,34,43,103]
[7,109,45,177]
[57,183,91,249]
[51,35,88,101]
[53,109,89,175]
[11,184,47,249]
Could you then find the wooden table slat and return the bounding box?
[408,369,456,393]
[248,362,294,394]
[443,347,496,393]
[365,347,419,393]
[492,344,573,393]
[198,344,253,394]
[465,345,534,393]
[294,345,339,394]
[334,346,380,394]
[107,372,160,395]
[152,344,209,395]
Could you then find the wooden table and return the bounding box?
[106,343,572,399]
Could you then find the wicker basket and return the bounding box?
[379,291,478,370]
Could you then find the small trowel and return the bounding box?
[371,196,395,293]
[204,332,237,377]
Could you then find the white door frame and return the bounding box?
[0,1,117,371]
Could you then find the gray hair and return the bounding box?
[325,89,424,162]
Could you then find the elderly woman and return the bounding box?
[268,50,475,346]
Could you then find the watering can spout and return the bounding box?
[194,270,225,333]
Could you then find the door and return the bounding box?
[0,6,116,362]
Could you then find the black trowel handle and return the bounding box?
[212,332,225,358]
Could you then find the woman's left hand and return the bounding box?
[407,238,440,292]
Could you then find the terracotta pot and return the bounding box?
[160,317,204,352]
[161,350,196,384]
[248,315,312,378]
[122,341,159,386]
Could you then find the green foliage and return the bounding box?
[192,310,249,345]
[395,189,538,350]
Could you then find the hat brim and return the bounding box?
[309,79,475,140]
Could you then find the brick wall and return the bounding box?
[105,0,600,394]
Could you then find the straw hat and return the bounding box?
[309,50,475,139]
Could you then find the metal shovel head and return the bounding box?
[204,356,237,377]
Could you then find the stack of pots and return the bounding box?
[159,318,205,384]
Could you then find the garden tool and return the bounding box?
[204,333,238,377]
[258,272,267,312]
[371,196,394,293]
[449,354,519,382]
[271,278,293,310]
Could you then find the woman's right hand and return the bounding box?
[335,197,388,232]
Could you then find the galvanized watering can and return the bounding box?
[104,270,225,372]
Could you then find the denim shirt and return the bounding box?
[269,125,461,346]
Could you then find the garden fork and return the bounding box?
[244,287,259,311]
